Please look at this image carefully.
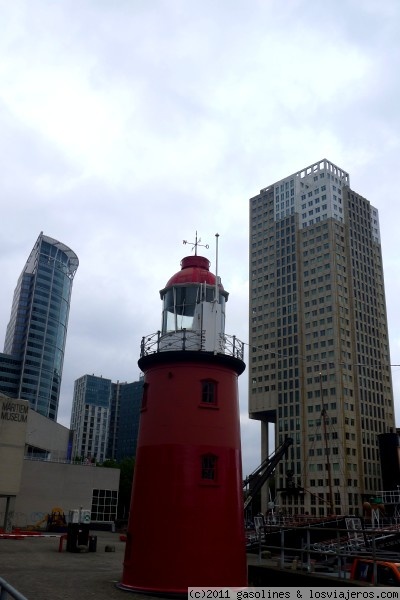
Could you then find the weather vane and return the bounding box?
[183,231,209,255]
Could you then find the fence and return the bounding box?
[140,330,244,359]
[249,520,400,584]
[0,577,29,600]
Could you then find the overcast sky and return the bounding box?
[1,0,400,477]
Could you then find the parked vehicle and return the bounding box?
[351,557,400,586]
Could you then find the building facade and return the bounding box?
[0,394,29,529]
[0,395,120,530]
[71,374,143,464]
[107,379,143,462]
[249,158,395,517]
[70,374,112,463]
[2,232,78,420]
[0,353,21,398]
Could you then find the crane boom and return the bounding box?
[243,437,293,510]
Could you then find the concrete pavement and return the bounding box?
[1,529,355,598]
[0,531,163,600]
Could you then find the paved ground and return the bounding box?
[0,530,347,598]
[0,531,165,600]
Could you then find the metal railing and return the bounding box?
[225,334,245,360]
[140,330,202,355]
[248,521,400,585]
[140,330,244,360]
[0,577,29,600]
[24,456,97,466]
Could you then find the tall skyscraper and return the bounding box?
[2,232,78,420]
[249,159,395,517]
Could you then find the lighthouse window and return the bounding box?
[162,284,227,334]
[162,285,200,332]
[201,380,217,406]
[201,454,218,480]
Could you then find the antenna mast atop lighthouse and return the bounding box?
[120,235,247,594]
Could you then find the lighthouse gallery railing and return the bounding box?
[140,330,244,360]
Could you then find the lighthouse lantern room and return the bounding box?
[159,254,227,354]
[120,237,247,594]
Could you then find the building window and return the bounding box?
[91,489,118,523]
[201,380,218,406]
[201,454,218,481]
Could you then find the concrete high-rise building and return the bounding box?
[249,159,395,517]
[70,374,112,464]
[1,233,78,420]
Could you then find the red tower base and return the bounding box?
[120,351,247,594]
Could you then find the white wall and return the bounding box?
[0,396,28,495]
[0,460,120,529]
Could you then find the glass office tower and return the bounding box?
[107,379,143,461]
[3,232,79,420]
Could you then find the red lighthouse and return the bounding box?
[120,240,247,594]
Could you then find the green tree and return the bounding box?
[102,457,135,520]
[102,459,118,469]
[118,457,135,519]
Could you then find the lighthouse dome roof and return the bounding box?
[163,255,223,288]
